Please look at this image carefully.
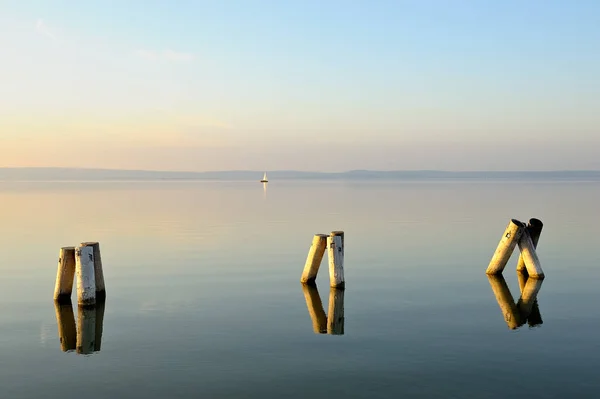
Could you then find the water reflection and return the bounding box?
[487,274,543,330]
[301,284,345,335]
[53,299,106,354]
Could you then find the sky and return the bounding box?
[0,0,599,171]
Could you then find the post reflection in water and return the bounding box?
[487,273,543,330]
[54,301,76,352]
[301,284,345,335]
[54,299,106,355]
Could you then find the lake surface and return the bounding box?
[0,179,599,398]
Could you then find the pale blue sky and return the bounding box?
[1,1,598,171]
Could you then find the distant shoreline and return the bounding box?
[1,167,600,182]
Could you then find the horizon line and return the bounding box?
[1,167,600,174]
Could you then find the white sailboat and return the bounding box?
[260,172,268,183]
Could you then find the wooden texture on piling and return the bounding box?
[54,300,76,352]
[54,247,76,302]
[327,235,345,288]
[485,219,524,275]
[75,246,96,306]
[517,229,545,279]
[300,234,328,284]
[327,288,345,335]
[516,219,543,273]
[301,284,327,334]
[80,242,106,299]
[487,275,522,329]
[76,306,96,354]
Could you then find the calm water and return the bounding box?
[0,180,599,398]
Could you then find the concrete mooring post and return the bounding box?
[75,246,96,306]
[54,247,76,302]
[485,219,525,275]
[516,218,543,273]
[517,229,545,279]
[300,234,328,285]
[328,233,345,289]
[80,242,106,299]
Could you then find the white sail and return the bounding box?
[262,172,268,181]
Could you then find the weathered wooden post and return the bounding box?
[301,284,327,334]
[327,288,345,335]
[76,306,96,355]
[75,246,96,306]
[328,232,345,288]
[80,242,106,299]
[487,275,522,329]
[94,301,106,352]
[54,247,76,302]
[486,219,525,275]
[517,229,545,279]
[300,234,328,284]
[516,218,543,273]
[54,300,76,352]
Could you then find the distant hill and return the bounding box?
[0,168,599,181]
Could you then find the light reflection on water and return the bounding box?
[0,180,599,398]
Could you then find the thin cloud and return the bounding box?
[134,49,194,62]
[35,19,56,41]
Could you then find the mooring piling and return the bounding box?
[54,300,77,352]
[485,219,525,275]
[517,229,545,279]
[486,218,545,279]
[54,247,76,302]
[327,234,345,288]
[300,234,328,284]
[516,218,543,273]
[75,246,96,306]
[80,242,106,299]
[300,230,345,288]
